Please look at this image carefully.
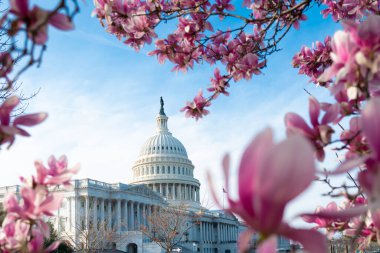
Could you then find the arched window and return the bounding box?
[168,166,171,174]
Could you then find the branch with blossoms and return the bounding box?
[0,155,78,253]
[93,0,379,119]
[0,0,80,90]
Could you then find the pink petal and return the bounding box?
[279,225,327,253]
[238,229,255,252]
[10,0,29,17]
[259,135,315,204]
[285,113,314,137]
[238,128,274,213]
[309,97,320,127]
[13,112,47,126]
[49,12,74,30]
[301,204,368,221]
[321,103,340,124]
[362,98,380,160]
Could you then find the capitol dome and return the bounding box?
[138,132,188,158]
[130,98,201,207]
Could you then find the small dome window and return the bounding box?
[170,147,172,150]
[166,146,168,150]
[157,146,160,150]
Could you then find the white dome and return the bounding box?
[139,133,188,158]
[130,98,201,207]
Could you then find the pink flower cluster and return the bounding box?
[321,0,379,21]
[289,15,380,250]
[319,15,380,99]
[0,96,47,149]
[292,36,332,85]
[93,0,310,118]
[181,90,211,120]
[8,0,74,45]
[0,155,78,253]
[285,96,339,161]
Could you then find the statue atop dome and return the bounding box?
[159,96,166,116]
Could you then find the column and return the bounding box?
[159,184,163,195]
[93,197,97,230]
[117,199,121,232]
[166,184,169,199]
[197,187,200,202]
[177,184,181,200]
[69,197,72,232]
[171,184,175,200]
[200,221,203,243]
[124,201,128,231]
[108,200,112,230]
[137,203,141,230]
[131,201,135,230]
[100,199,105,229]
[85,197,89,230]
[185,184,188,200]
[217,223,220,244]
[153,184,157,192]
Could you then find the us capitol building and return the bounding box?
[0,99,244,253]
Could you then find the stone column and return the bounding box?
[166,184,169,199]
[100,199,105,227]
[124,201,128,231]
[200,221,203,243]
[85,196,89,230]
[107,200,112,230]
[68,197,72,232]
[159,184,163,195]
[177,184,181,200]
[137,203,141,229]
[93,197,97,230]
[153,184,157,192]
[217,223,220,244]
[197,187,200,202]
[171,184,175,200]
[131,201,135,230]
[117,199,121,232]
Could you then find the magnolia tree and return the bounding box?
[0,0,380,252]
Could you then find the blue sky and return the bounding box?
[0,2,345,224]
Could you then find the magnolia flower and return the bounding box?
[0,96,47,148]
[209,128,327,252]
[285,97,339,161]
[181,90,211,120]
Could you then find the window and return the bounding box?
[168,166,171,173]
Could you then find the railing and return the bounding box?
[74,179,129,190]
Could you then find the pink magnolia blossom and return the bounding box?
[0,155,78,252]
[285,97,339,161]
[9,0,74,44]
[209,128,327,252]
[207,68,230,96]
[181,90,211,120]
[0,96,47,148]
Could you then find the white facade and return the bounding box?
[0,99,241,253]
